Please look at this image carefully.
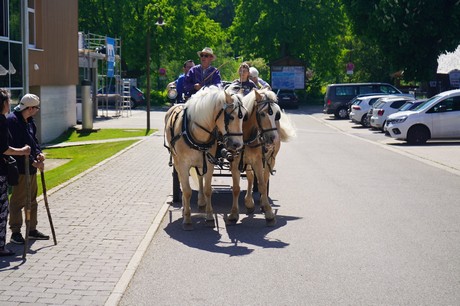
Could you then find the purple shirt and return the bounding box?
[184,65,222,96]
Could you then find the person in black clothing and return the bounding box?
[7,93,48,245]
[0,89,30,255]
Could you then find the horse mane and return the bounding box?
[242,88,278,116]
[185,86,225,126]
[278,109,297,142]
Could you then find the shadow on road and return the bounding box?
[164,190,299,256]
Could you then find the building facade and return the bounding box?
[0,0,78,143]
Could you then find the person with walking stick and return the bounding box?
[7,94,49,245]
[0,89,31,256]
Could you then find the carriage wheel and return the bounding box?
[172,168,181,202]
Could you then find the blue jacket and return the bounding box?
[7,111,42,175]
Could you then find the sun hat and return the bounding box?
[14,94,40,111]
[249,67,259,78]
[197,47,216,61]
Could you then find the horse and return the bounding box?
[164,86,247,230]
[226,88,284,226]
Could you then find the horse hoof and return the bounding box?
[205,219,215,228]
[198,205,206,213]
[226,216,239,225]
[246,207,255,215]
[266,217,276,227]
[182,223,194,231]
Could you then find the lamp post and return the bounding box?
[146,12,165,131]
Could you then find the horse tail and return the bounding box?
[278,110,297,142]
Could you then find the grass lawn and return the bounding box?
[35,128,156,195]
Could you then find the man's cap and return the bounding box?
[197,47,216,61]
[249,67,259,78]
[14,94,40,111]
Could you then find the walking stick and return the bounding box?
[40,170,57,245]
[23,158,31,259]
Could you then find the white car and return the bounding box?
[370,96,414,131]
[385,89,460,144]
[349,94,394,126]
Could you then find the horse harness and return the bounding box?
[239,98,280,175]
[165,98,246,175]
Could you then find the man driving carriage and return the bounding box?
[184,47,222,98]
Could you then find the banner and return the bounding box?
[106,37,115,77]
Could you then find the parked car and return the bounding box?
[97,85,146,109]
[349,94,395,126]
[382,99,426,132]
[323,82,403,119]
[276,89,299,109]
[370,96,414,131]
[385,89,460,144]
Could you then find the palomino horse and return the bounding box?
[228,88,296,226]
[164,86,247,230]
[225,88,280,225]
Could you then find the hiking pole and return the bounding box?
[40,170,57,245]
[23,157,31,259]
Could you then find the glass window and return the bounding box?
[336,86,356,96]
[0,41,8,88]
[359,85,374,94]
[9,0,21,41]
[0,0,7,38]
[28,0,35,46]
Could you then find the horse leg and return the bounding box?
[228,161,240,224]
[197,174,206,212]
[244,169,256,214]
[253,163,276,226]
[177,165,194,230]
[203,166,215,228]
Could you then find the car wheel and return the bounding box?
[381,121,386,132]
[407,125,429,145]
[334,107,349,119]
[361,114,370,127]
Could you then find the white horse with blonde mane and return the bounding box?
[164,86,247,230]
[228,88,296,225]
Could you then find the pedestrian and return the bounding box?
[227,62,257,96]
[249,67,271,90]
[0,89,31,255]
[184,47,222,97]
[167,60,195,103]
[7,93,49,245]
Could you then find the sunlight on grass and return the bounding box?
[49,128,155,144]
[38,140,138,195]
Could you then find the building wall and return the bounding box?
[28,0,79,143]
[32,85,77,143]
[29,0,79,86]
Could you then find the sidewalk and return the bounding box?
[0,109,172,305]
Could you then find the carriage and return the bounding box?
[164,86,295,230]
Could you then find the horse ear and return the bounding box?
[225,91,233,104]
[254,89,262,102]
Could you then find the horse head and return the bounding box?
[244,89,280,148]
[216,91,247,153]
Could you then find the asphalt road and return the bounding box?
[120,106,460,305]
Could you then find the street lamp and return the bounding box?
[146,12,166,131]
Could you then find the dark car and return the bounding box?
[98,85,146,109]
[276,89,299,109]
[323,82,403,119]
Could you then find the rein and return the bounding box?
[239,98,279,174]
[167,96,245,175]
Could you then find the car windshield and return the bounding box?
[411,95,443,111]
[398,102,413,111]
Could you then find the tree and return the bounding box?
[230,0,348,84]
[342,0,460,82]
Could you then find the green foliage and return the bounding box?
[49,128,155,144]
[343,0,460,82]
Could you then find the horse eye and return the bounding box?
[260,112,266,118]
[275,112,281,121]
